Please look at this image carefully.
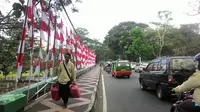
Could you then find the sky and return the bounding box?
[1,0,200,43]
[67,0,200,42]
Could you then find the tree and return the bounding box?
[127,27,153,61]
[76,27,106,63]
[76,27,89,39]
[0,0,81,30]
[187,0,200,16]
[95,46,115,63]
[76,27,102,50]
[143,28,160,58]
[179,23,200,37]
[151,10,172,57]
[0,0,82,76]
[104,21,149,60]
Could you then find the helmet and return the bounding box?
[194,53,200,62]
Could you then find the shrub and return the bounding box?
[0,74,5,80]
[33,71,44,77]
[22,71,30,77]
[6,72,16,78]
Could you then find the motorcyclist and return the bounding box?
[105,64,111,72]
[172,53,200,112]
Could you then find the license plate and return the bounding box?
[121,69,126,71]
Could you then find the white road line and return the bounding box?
[102,73,107,112]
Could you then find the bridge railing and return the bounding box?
[0,65,96,112]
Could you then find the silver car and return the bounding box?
[135,63,148,73]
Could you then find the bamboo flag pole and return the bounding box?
[15,0,30,90]
[27,0,35,103]
[43,0,52,93]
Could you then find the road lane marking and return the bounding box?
[102,73,107,112]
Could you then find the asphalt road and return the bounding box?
[100,70,171,112]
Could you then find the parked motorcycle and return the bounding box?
[170,91,193,112]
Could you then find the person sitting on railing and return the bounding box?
[54,53,76,108]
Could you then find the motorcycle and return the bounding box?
[104,67,111,74]
[170,91,193,112]
[106,67,111,74]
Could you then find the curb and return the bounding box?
[84,68,101,112]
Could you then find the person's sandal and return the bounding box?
[63,103,67,109]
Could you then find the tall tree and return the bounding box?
[104,21,149,60]
[127,26,153,61]
[151,10,172,57]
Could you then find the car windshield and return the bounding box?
[171,58,196,71]
[118,62,130,66]
[141,63,148,67]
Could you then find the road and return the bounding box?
[95,70,171,112]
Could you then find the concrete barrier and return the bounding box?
[0,65,96,112]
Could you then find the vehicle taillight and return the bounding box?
[168,75,173,83]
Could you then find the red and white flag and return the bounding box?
[35,1,48,76]
[28,0,37,79]
[27,0,38,20]
[58,19,65,64]
[16,18,28,81]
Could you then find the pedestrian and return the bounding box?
[55,53,76,108]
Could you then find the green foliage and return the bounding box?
[5,72,16,78]
[103,21,149,60]
[105,20,200,62]
[0,0,82,76]
[76,27,102,49]
[127,27,153,60]
[76,27,106,63]
[0,73,5,80]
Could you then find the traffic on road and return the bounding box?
[100,55,200,112]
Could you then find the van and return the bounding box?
[111,60,132,78]
[139,56,197,100]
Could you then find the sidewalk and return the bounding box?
[26,66,100,112]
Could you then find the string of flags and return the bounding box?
[15,0,96,82]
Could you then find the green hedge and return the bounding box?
[0,71,45,80]
[0,74,5,80]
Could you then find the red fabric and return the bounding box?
[60,33,64,43]
[50,83,61,101]
[27,7,32,19]
[41,21,47,31]
[70,83,81,98]
[66,27,69,37]
[56,31,60,40]
[16,53,24,67]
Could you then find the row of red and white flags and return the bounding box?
[15,0,96,81]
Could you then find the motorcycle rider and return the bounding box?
[105,63,111,72]
[172,53,200,112]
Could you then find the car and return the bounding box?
[139,63,148,73]
[139,56,196,100]
[135,63,148,73]
[111,60,132,78]
[134,63,140,72]
[131,62,137,70]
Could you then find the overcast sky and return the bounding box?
[1,0,200,42]
[67,0,200,42]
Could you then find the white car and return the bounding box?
[131,62,137,70]
[135,63,148,73]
